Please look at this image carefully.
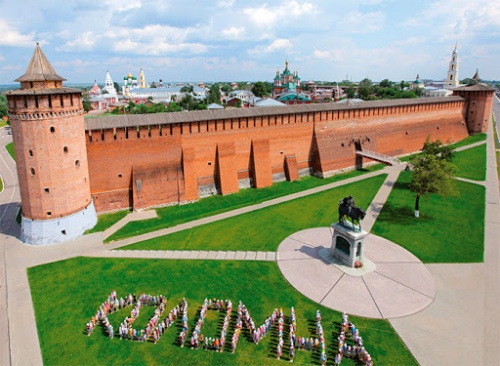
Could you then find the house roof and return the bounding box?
[14,43,65,83]
[207,103,224,109]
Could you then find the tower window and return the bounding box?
[47,211,52,216]
[61,230,66,235]
[63,146,68,153]
[44,188,49,193]
[30,168,35,175]
[29,150,33,157]
[50,127,55,133]
[75,160,80,167]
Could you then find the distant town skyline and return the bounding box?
[0,0,499,85]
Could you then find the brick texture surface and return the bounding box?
[84,98,474,212]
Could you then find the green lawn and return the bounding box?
[449,133,486,148]
[5,142,15,161]
[0,175,3,192]
[371,171,484,263]
[28,257,417,366]
[453,144,486,181]
[106,166,385,242]
[119,175,387,251]
[85,210,130,234]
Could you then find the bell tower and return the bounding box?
[444,42,460,89]
[6,43,97,245]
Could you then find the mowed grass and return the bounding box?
[86,210,130,234]
[449,133,486,148]
[453,144,486,181]
[5,142,15,161]
[106,164,384,242]
[106,166,385,242]
[371,171,484,263]
[119,175,387,251]
[28,257,417,366]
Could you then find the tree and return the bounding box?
[207,83,221,104]
[180,85,194,93]
[252,81,268,97]
[345,86,356,99]
[409,138,458,217]
[379,79,392,88]
[82,96,91,112]
[0,95,8,118]
[113,82,120,94]
[220,84,233,94]
[359,78,373,86]
[167,102,182,112]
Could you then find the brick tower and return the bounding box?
[453,70,495,134]
[6,44,97,245]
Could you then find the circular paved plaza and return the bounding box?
[276,227,436,319]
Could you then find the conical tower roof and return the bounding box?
[14,43,65,83]
[472,68,480,82]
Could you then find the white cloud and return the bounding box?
[0,20,36,47]
[221,27,245,40]
[217,0,234,8]
[248,39,293,55]
[313,49,344,62]
[53,59,97,68]
[57,32,96,51]
[402,0,500,42]
[102,0,142,12]
[341,11,385,33]
[244,1,317,28]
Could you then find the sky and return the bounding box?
[0,0,499,85]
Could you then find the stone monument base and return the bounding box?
[318,248,376,276]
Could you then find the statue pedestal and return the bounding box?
[331,222,368,268]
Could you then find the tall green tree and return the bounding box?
[379,79,392,88]
[409,138,458,217]
[344,86,356,99]
[251,81,268,97]
[0,95,8,118]
[207,84,221,104]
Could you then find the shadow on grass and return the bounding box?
[376,202,434,226]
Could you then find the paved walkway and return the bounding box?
[0,99,498,366]
[276,228,435,319]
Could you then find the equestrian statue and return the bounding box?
[338,195,366,231]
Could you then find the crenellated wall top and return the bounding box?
[84,96,465,132]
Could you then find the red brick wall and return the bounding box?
[86,127,182,212]
[85,98,470,212]
[454,90,494,134]
[314,101,468,174]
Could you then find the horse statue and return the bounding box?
[338,195,366,231]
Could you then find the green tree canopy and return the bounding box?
[379,79,392,88]
[180,85,194,93]
[251,81,268,97]
[220,84,233,93]
[344,86,356,99]
[207,84,221,104]
[0,95,8,118]
[409,138,458,217]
